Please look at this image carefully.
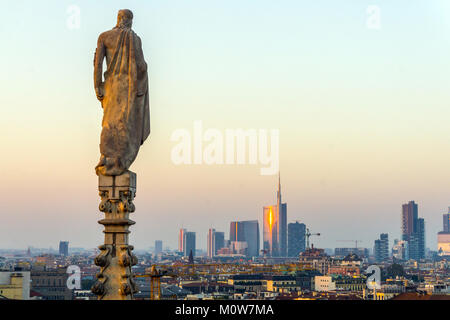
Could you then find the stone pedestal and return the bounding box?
[91,171,139,300]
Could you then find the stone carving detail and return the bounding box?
[99,192,112,213]
[120,277,139,295]
[118,245,138,267]
[94,245,110,268]
[91,171,138,300]
[120,282,132,296]
[91,273,107,297]
[119,190,136,213]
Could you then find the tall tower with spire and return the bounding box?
[263,172,287,257]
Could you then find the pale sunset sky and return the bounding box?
[1,0,450,251]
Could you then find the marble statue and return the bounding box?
[94,9,150,176]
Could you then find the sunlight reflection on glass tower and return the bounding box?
[263,173,287,257]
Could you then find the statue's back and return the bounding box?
[94,10,150,176]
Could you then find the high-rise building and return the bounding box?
[207,229,215,258]
[154,240,163,254]
[230,220,260,257]
[402,201,418,241]
[229,222,244,242]
[415,218,425,259]
[207,229,225,258]
[288,221,306,257]
[242,220,259,257]
[401,201,425,260]
[178,228,186,253]
[58,241,69,257]
[214,232,225,255]
[374,233,389,262]
[183,231,196,257]
[263,174,287,257]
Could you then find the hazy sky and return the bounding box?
[1,0,450,252]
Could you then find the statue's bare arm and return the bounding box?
[94,34,106,101]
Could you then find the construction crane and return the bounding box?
[337,240,363,251]
[135,265,177,300]
[305,228,320,249]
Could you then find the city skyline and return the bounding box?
[2,183,444,256]
[1,1,450,250]
[0,173,447,253]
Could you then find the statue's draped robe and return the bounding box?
[96,27,150,176]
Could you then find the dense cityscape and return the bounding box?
[1,177,449,300]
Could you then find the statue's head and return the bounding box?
[116,9,133,29]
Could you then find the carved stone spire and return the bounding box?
[91,171,139,300]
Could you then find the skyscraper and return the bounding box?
[417,218,425,259]
[242,221,260,257]
[409,218,425,260]
[229,222,244,242]
[263,173,287,257]
[229,221,260,257]
[401,201,425,260]
[214,231,225,256]
[288,221,306,257]
[402,201,418,241]
[207,228,215,258]
[207,229,225,258]
[183,231,196,257]
[59,241,69,256]
[374,233,389,262]
[155,240,163,254]
[178,228,186,253]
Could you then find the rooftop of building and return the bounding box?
[299,246,328,258]
[231,274,265,280]
[268,275,297,281]
[391,293,450,300]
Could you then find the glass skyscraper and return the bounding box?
[207,228,225,257]
[229,220,260,257]
[263,174,287,257]
[183,231,196,257]
[154,240,163,254]
[59,241,69,256]
[288,221,306,257]
[374,233,389,262]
